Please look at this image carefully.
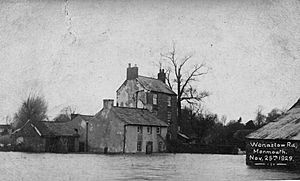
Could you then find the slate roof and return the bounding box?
[53,115,71,122]
[0,125,11,129]
[111,107,168,127]
[76,114,95,122]
[54,114,95,123]
[290,98,300,110]
[29,121,79,137]
[137,76,176,95]
[247,98,300,140]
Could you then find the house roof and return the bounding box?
[137,76,176,95]
[54,114,94,122]
[0,125,11,129]
[76,114,95,122]
[26,121,79,137]
[247,98,300,140]
[53,115,71,122]
[110,107,168,127]
[289,98,300,110]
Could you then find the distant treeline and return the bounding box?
[173,107,286,153]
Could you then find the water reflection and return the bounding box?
[0,152,299,181]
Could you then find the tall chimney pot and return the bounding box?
[158,68,166,83]
[127,63,138,80]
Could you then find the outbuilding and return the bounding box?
[12,120,79,153]
[246,98,300,167]
[64,114,95,152]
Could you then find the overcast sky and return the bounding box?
[0,0,299,123]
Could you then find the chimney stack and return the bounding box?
[158,69,166,83]
[71,114,79,120]
[127,63,138,80]
[103,99,114,109]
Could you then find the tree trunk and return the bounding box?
[177,97,181,127]
[177,78,181,129]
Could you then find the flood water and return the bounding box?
[1,152,300,181]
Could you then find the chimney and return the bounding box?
[71,114,79,120]
[127,63,138,80]
[103,99,114,109]
[158,69,166,83]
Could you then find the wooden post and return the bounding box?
[86,121,89,152]
[123,125,126,153]
[136,91,138,108]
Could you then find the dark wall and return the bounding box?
[12,122,79,153]
[12,124,46,152]
[149,92,177,140]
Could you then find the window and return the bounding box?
[167,111,171,122]
[153,94,157,105]
[147,126,152,134]
[167,133,172,140]
[137,126,143,134]
[158,142,163,152]
[156,127,161,134]
[137,141,142,152]
[167,96,171,107]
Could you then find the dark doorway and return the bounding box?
[67,137,75,152]
[104,147,108,154]
[158,142,163,152]
[146,141,153,154]
[79,142,85,152]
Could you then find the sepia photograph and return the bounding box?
[0,0,299,180]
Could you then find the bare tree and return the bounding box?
[254,106,266,127]
[160,44,210,126]
[265,108,286,123]
[54,106,77,122]
[220,115,227,126]
[1,115,13,125]
[12,95,48,129]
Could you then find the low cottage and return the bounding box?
[87,99,168,153]
[246,98,300,167]
[12,120,79,153]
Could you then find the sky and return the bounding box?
[0,0,299,124]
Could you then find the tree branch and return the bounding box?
[178,55,192,74]
[160,45,179,79]
[179,63,207,97]
[165,68,174,91]
[160,43,210,116]
[181,85,209,103]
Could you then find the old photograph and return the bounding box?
[0,0,299,180]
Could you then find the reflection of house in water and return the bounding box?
[11,120,79,153]
[86,99,168,153]
[246,98,300,167]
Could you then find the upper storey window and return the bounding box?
[167,111,171,123]
[137,126,143,134]
[167,96,171,107]
[147,126,152,134]
[153,94,157,105]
